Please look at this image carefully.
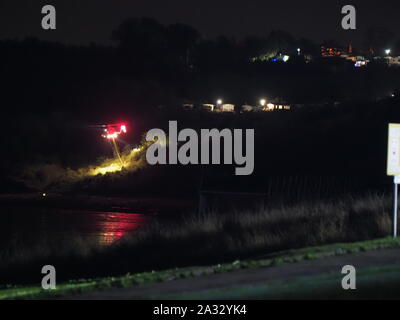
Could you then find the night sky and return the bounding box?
[1,0,400,47]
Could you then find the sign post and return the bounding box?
[393,176,399,238]
[387,123,400,237]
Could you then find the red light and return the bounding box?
[101,123,128,139]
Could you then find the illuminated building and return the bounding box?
[221,104,235,112]
[321,46,343,57]
[262,103,291,111]
[202,103,215,112]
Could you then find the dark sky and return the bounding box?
[1,0,399,47]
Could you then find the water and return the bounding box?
[56,210,148,244]
[0,207,148,246]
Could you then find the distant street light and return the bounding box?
[385,49,391,55]
[260,99,266,107]
[297,48,301,55]
[217,99,222,105]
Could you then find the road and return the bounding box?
[63,248,400,299]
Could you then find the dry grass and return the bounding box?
[0,193,394,284]
[120,193,391,258]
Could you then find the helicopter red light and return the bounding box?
[101,123,128,139]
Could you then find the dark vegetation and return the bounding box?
[1,18,400,286]
[0,193,395,285]
[4,99,400,200]
[1,18,400,197]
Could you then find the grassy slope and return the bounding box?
[1,236,400,300]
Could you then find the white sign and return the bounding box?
[387,123,400,175]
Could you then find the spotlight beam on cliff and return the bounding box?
[90,123,128,167]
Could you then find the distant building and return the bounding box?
[181,101,292,113]
[220,104,235,112]
[262,102,291,111]
[202,103,215,112]
[340,54,356,62]
[384,56,400,66]
[182,103,194,109]
[270,54,290,62]
[354,57,369,67]
[342,55,369,67]
[242,105,255,112]
[321,46,344,57]
[304,54,313,63]
[322,43,369,68]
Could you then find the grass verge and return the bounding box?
[1,236,400,300]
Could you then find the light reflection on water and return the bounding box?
[1,208,148,246]
[94,212,147,244]
[57,210,148,245]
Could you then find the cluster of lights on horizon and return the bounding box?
[216,98,270,107]
[210,98,290,112]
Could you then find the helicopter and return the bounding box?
[100,124,127,140]
[90,123,128,166]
